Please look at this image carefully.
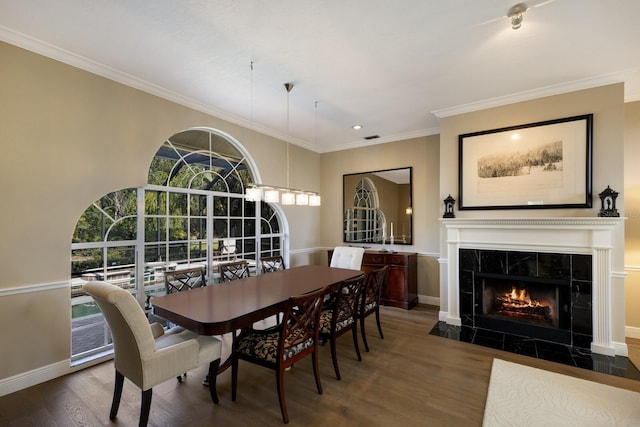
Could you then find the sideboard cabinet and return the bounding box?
[328,249,418,310]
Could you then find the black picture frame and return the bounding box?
[458,114,593,210]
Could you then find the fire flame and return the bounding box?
[502,286,542,309]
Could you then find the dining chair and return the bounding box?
[319,274,366,380]
[359,265,389,352]
[231,286,327,424]
[82,281,222,427]
[164,265,207,383]
[330,246,365,270]
[164,265,206,294]
[260,255,286,274]
[218,260,251,282]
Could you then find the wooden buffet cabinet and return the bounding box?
[328,249,418,309]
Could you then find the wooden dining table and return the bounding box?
[151,264,363,336]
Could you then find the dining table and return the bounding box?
[151,264,363,336]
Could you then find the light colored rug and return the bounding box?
[483,358,640,427]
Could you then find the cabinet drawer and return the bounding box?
[363,254,385,265]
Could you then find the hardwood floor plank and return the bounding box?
[1,304,639,426]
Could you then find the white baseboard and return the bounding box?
[0,359,70,397]
[626,325,640,340]
[418,294,439,306]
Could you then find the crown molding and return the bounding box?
[432,70,637,118]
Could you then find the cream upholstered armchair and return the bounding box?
[83,281,222,427]
[330,246,365,270]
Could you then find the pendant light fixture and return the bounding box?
[244,67,321,206]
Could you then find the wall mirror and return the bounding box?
[343,167,412,245]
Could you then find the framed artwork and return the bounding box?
[458,114,593,210]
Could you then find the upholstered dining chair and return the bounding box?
[82,281,222,427]
[319,274,366,380]
[359,265,389,352]
[330,246,365,270]
[260,255,286,274]
[231,286,327,424]
[218,260,251,282]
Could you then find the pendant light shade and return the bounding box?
[245,186,262,202]
[309,194,321,206]
[264,189,280,203]
[296,193,309,206]
[281,191,295,205]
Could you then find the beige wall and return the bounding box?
[624,101,640,333]
[439,83,627,344]
[0,41,321,382]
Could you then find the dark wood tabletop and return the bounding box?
[151,264,363,336]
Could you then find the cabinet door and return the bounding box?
[385,266,408,301]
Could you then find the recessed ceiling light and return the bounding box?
[352,125,362,130]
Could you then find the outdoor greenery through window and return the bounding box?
[71,128,284,361]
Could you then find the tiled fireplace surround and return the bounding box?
[439,217,626,357]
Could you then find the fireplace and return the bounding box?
[440,217,626,356]
[460,249,587,347]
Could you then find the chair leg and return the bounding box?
[208,359,220,404]
[330,336,341,380]
[360,316,370,352]
[109,371,124,420]
[139,388,152,427]
[231,355,239,401]
[375,308,384,339]
[312,350,323,395]
[351,323,362,362]
[276,367,289,424]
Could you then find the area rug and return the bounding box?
[483,359,640,427]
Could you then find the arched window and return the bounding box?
[344,177,385,244]
[70,128,284,361]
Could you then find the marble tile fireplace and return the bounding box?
[439,218,626,356]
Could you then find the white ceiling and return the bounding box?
[2,0,640,153]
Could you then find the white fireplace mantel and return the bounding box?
[438,217,626,356]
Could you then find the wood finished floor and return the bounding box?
[2,305,640,427]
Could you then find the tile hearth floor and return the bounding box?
[430,321,640,381]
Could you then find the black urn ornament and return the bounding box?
[443,194,456,218]
[598,186,620,217]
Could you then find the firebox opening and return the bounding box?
[482,280,560,328]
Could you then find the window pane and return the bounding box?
[190,218,206,239]
[145,190,167,215]
[71,248,103,278]
[229,197,243,217]
[230,219,243,237]
[213,218,228,238]
[190,194,207,215]
[169,193,187,215]
[145,243,166,263]
[168,242,188,261]
[107,217,136,241]
[213,196,228,216]
[168,218,187,241]
[145,217,166,242]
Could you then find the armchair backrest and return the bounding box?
[82,281,155,383]
[332,274,366,330]
[330,246,365,270]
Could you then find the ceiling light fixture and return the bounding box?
[352,124,362,130]
[508,3,527,29]
[245,78,320,206]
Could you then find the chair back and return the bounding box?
[218,260,251,282]
[329,274,366,333]
[82,281,155,384]
[164,266,206,294]
[361,266,388,314]
[330,246,365,270]
[278,287,326,364]
[260,255,285,274]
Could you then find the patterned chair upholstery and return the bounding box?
[319,274,366,380]
[358,265,388,351]
[231,286,327,424]
[82,281,222,427]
